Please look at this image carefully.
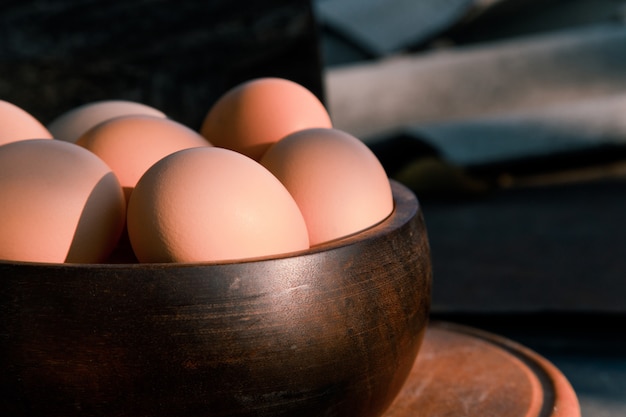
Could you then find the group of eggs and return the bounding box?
[0,77,393,264]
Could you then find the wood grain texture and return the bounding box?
[0,181,432,417]
[385,322,580,417]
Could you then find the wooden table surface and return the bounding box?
[384,321,580,417]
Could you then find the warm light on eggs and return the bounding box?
[76,114,212,201]
[200,77,333,161]
[261,127,393,246]
[126,147,310,263]
[0,100,53,146]
[0,139,126,263]
[0,77,394,264]
[47,99,167,143]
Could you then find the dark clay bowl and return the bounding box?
[0,180,432,417]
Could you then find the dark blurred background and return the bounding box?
[0,1,324,130]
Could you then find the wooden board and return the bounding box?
[384,321,580,417]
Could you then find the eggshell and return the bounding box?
[0,100,53,146]
[76,115,211,200]
[260,128,393,246]
[48,99,166,142]
[127,146,309,263]
[0,139,126,263]
[200,77,332,161]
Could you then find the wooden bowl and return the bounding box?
[0,180,432,417]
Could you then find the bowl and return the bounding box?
[0,180,432,417]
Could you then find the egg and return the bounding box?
[260,128,393,246]
[76,115,211,200]
[0,139,126,263]
[47,99,166,142]
[0,100,53,146]
[127,146,309,263]
[200,77,332,161]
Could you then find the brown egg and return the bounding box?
[260,128,393,246]
[200,77,332,161]
[76,115,211,200]
[48,100,166,143]
[0,139,126,263]
[0,100,52,146]
[127,146,309,263]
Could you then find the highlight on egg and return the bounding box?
[0,100,53,146]
[76,114,212,201]
[126,146,310,263]
[200,77,333,161]
[47,99,167,143]
[0,139,126,263]
[260,127,394,246]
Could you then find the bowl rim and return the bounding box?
[0,180,419,269]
